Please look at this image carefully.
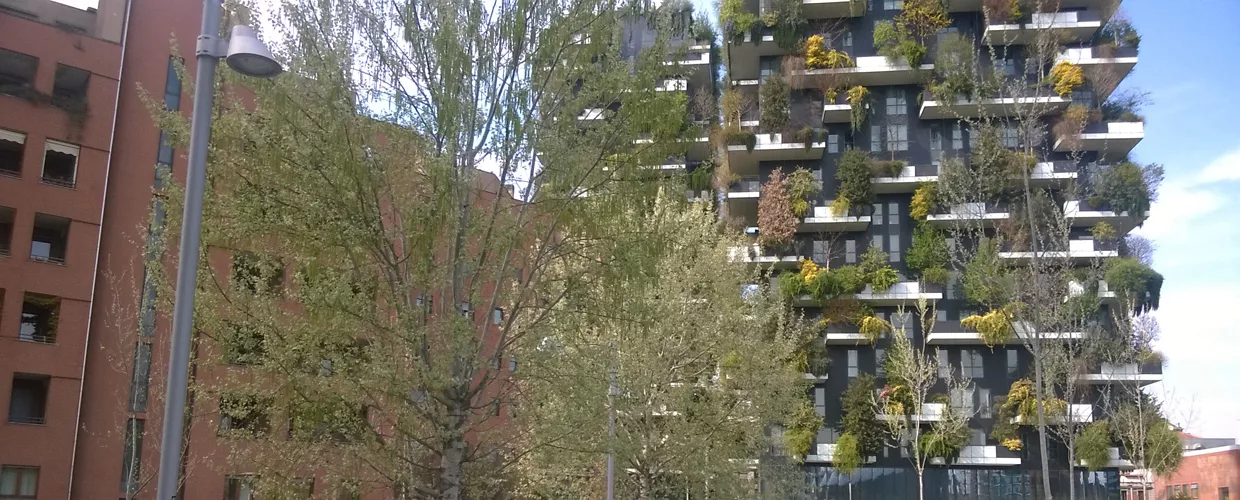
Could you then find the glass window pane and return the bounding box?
[980,389,992,418]
[889,234,900,262]
[871,235,883,250]
[846,240,857,263]
[18,469,36,496]
[871,125,883,152]
[872,203,883,225]
[888,202,899,225]
[0,469,17,495]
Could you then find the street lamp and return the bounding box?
[154,2,281,499]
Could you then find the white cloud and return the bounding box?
[1135,145,1240,240]
[1196,148,1240,183]
[1152,284,1240,440]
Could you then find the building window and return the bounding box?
[872,203,883,225]
[0,129,24,176]
[937,350,949,378]
[887,202,900,225]
[961,349,984,378]
[163,56,182,110]
[19,293,59,344]
[221,322,266,365]
[812,240,829,264]
[845,240,857,263]
[492,307,504,325]
[871,235,883,251]
[219,393,272,436]
[1191,484,1198,498]
[7,374,49,425]
[1007,349,1019,377]
[886,124,908,151]
[887,90,906,115]
[876,349,886,377]
[994,57,1017,77]
[847,349,859,378]
[891,312,912,338]
[0,49,38,96]
[0,466,38,499]
[929,125,942,159]
[231,251,283,294]
[128,342,152,412]
[120,418,145,495]
[40,140,78,188]
[936,309,947,322]
[951,388,975,416]
[508,357,518,372]
[888,234,900,262]
[0,206,11,256]
[814,386,827,416]
[1001,124,1020,148]
[951,123,964,149]
[1220,487,1230,500]
[30,213,70,264]
[871,125,883,152]
[883,0,903,10]
[828,134,840,153]
[51,64,90,109]
[979,388,992,418]
[226,476,258,500]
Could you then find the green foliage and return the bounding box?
[961,238,1015,308]
[787,167,822,217]
[859,315,892,342]
[1050,62,1085,98]
[720,0,758,36]
[909,183,937,220]
[806,35,854,69]
[833,433,864,472]
[1111,399,1183,475]
[795,126,818,150]
[961,308,1014,347]
[906,224,949,279]
[870,160,905,178]
[1104,257,1163,315]
[839,374,884,457]
[1097,162,1162,216]
[784,401,824,460]
[1090,221,1118,243]
[929,33,976,101]
[1076,420,1114,471]
[868,267,899,292]
[847,86,869,130]
[873,0,946,68]
[1099,17,1141,49]
[990,393,1022,450]
[983,0,1021,22]
[918,427,967,458]
[760,73,791,133]
[835,149,873,209]
[722,126,758,151]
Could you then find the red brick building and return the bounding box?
[1154,445,1240,500]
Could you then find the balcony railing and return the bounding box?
[919,88,1069,119]
[926,320,1083,345]
[8,414,46,425]
[1053,121,1145,159]
[800,204,872,232]
[1080,362,1163,385]
[926,202,1011,227]
[855,281,944,305]
[791,55,933,88]
[29,253,66,265]
[805,443,878,464]
[725,133,826,176]
[954,445,1022,466]
[998,238,1119,262]
[878,402,946,423]
[1012,403,1094,425]
[984,10,1103,45]
[18,331,56,344]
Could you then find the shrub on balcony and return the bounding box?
[1076,420,1114,471]
[879,383,915,416]
[839,373,884,456]
[760,73,791,133]
[1098,17,1141,49]
[909,183,938,221]
[868,267,899,292]
[929,33,977,101]
[858,315,892,342]
[787,167,821,217]
[722,126,757,151]
[846,85,870,131]
[1096,161,1162,217]
[1090,221,1118,243]
[919,427,968,458]
[962,238,1016,309]
[784,401,823,460]
[1101,90,1148,123]
[795,126,818,151]
[874,0,948,68]
[833,433,864,472]
[720,0,758,37]
[870,159,905,178]
[1050,61,1085,98]
[982,0,1021,22]
[906,223,949,283]
[805,35,854,70]
[961,308,1015,347]
[1104,257,1163,315]
[1137,349,1165,367]
[835,149,872,213]
[757,168,797,248]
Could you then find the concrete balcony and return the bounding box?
[1080,362,1163,385]
[855,281,943,305]
[954,445,1022,466]
[663,45,713,89]
[984,10,1104,45]
[1012,404,1094,425]
[1079,447,1136,470]
[726,132,826,176]
[800,204,872,232]
[919,90,1069,120]
[1068,279,1118,304]
[577,108,607,123]
[1063,199,1149,232]
[926,202,1011,228]
[805,443,877,464]
[946,0,1118,12]
[822,95,852,123]
[998,238,1119,263]
[728,245,804,269]
[1028,161,1080,186]
[727,32,788,80]
[870,164,939,193]
[634,133,712,161]
[800,0,865,19]
[925,320,1083,345]
[792,55,933,88]
[1057,46,1139,101]
[1053,121,1144,159]
[655,78,688,92]
[878,403,946,423]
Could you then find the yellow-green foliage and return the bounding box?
[961,308,1014,347]
[721,0,758,35]
[1076,420,1113,471]
[1050,61,1085,97]
[847,85,869,130]
[859,315,892,342]
[787,167,822,217]
[830,197,851,217]
[1090,221,1117,242]
[834,433,864,472]
[784,401,823,460]
[910,183,937,220]
[805,35,854,69]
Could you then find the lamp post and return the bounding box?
[153,1,282,498]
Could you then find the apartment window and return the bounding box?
[993,57,1017,77]
[887,202,900,225]
[888,234,900,262]
[845,240,857,264]
[892,312,912,338]
[156,131,174,166]
[951,123,964,149]
[0,207,11,257]
[1174,486,1183,497]
[7,374,49,424]
[1007,349,1019,377]
[226,476,258,500]
[508,357,518,372]
[847,350,859,378]
[870,125,882,152]
[19,293,58,344]
[929,125,942,159]
[492,307,504,325]
[937,350,949,378]
[51,64,90,110]
[0,130,24,176]
[946,270,959,299]
[163,57,182,110]
[1220,487,1229,500]
[843,31,853,50]
[40,140,79,188]
[221,322,266,365]
[138,271,157,337]
[828,134,840,153]
[876,349,886,377]
[30,213,70,264]
[120,418,144,495]
[961,349,984,378]
[231,251,283,294]
[0,49,38,96]
[814,387,826,416]
[886,90,907,116]
[883,0,903,10]
[1001,124,1020,148]
[979,388,992,418]
[0,466,38,499]
[886,124,908,151]
[1191,484,1198,498]
[936,309,947,322]
[871,235,883,251]
[219,393,272,436]
[128,342,152,412]
[951,387,975,416]
[812,240,829,264]
[872,203,883,225]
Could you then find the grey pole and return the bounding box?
[607,365,618,500]
[154,0,221,497]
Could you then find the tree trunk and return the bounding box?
[439,400,468,500]
[1019,151,1055,500]
[1067,445,1076,500]
[917,468,925,500]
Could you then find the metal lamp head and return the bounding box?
[225,25,283,79]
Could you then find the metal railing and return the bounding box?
[8,414,46,425]
[29,253,66,265]
[40,175,76,188]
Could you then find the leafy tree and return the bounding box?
[838,374,884,459]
